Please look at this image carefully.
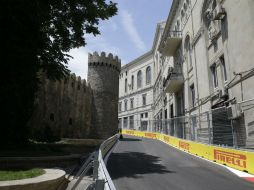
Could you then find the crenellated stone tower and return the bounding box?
[88,52,121,139]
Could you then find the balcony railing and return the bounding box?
[163,66,184,93]
[168,31,182,38]
[161,31,182,56]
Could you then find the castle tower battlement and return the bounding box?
[88,51,121,139]
[88,51,121,72]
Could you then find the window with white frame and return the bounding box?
[211,64,218,88]
[146,66,151,85]
[123,117,128,128]
[131,75,134,90]
[142,94,147,106]
[125,78,127,93]
[190,84,195,108]
[129,116,134,129]
[130,98,134,109]
[220,56,227,82]
[124,100,128,111]
[184,35,192,69]
[137,70,142,88]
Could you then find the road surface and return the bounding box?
[107,135,254,190]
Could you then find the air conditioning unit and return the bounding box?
[227,104,242,119]
[213,4,226,20]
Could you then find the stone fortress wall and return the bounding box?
[29,51,120,141]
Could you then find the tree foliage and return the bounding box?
[0,0,117,146]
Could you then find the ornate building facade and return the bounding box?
[119,0,254,147]
[118,50,154,131]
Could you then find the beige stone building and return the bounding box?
[119,0,254,148]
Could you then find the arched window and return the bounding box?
[137,70,142,88]
[131,75,134,90]
[146,66,151,85]
[125,78,127,92]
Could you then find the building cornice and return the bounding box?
[121,51,153,71]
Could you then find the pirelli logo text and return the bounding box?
[164,136,170,143]
[214,150,247,168]
[126,131,134,135]
[145,133,157,139]
[179,141,190,151]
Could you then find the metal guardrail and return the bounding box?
[95,135,118,190]
[67,135,118,190]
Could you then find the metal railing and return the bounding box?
[96,135,118,190]
[167,31,182,38]
[163,65,183,87]
[67,135,118,190]
[121,103,254,149]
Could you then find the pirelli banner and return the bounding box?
[122,129,254,175]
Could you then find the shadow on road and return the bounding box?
[107,151,175,179]
[119,137,142,142]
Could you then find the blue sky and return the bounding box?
[68,0,172,79]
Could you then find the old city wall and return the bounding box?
[29,73,93,141]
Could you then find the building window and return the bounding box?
[69,118,72,125]
[118,118,122,128]
[142,94,147,106]
[137,70,142,88]
[145,112,148,118]
[126,71,128,76]
[124,100,128,111]
[130,98,134,109]
[184,36,192,69]
[190,84,195,108]
[146,66,151,84]
[125,78,128,93]
[50,113,54,121]
[141,113,143,118]
[129,116,134,129]
[220,56,227,81]
[164,96,167,105]
[211,64,218,88]
[118,102,122,112]
[181,10,185,20]
[123,117,128,128]
[131,75,134,90]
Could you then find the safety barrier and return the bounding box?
[67,135,118,190]
[96,134,118,190]
[122,129,254,175]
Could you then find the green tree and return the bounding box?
[0,0,117,146]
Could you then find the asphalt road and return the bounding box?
[106,135,254,190]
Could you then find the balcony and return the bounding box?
[161,31,182,56]
[163,66,184,93]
